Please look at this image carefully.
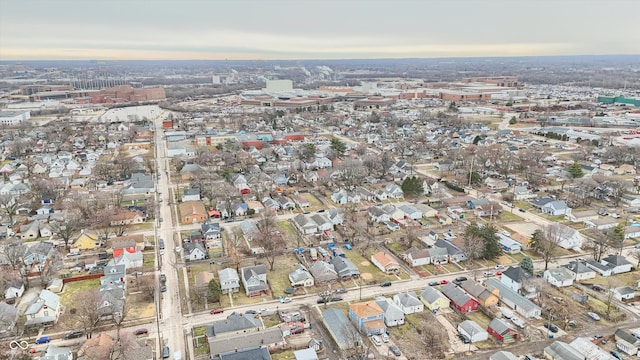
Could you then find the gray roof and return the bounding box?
[544,341,585,360]
[374,297,405,321]
[218,268,239,282]
[217,347,272,360]
[615,329,640,345]
[602,255,632,267]
[395,292,421,307]
[563,261,594,274]
[331,256,360,278]
[420,287,448,304]
[502,266,531,283]
[488,318,515,335]
[289,264,313,283]
[458,320,486,335]
[486,279,541,315]
[309,261,337,282]
[25,289,60,316]
[206,312,262,337]
[209,328,282,357]
[440,283,473,306]
[0,302,18,331]
[546,268,574,282]
[39,345,73,360]
[322,307,362,350]
[489,351,519,360]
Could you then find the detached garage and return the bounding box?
[487,318,519,344]
[457,320,488,343]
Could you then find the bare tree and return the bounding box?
[39,251,63,286]
[253,210,285,271]
[3,241,26,270]
[68,289,104,339]
[337,158,366,190]
[138,275,156,300]
[0,195,20,229]
[51,214,83,251]
[530,224,565,270]
[588,229,612,262]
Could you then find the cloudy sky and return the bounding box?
[1,0,639,60]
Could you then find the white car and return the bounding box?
[258,308,268,314]
[175,246,181,253]
[381,333,389,343]
[494,265,504,270]
[587,312,600,321]
[370,335,382,346]
[510,316,525,328]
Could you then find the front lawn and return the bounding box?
[267,253,300,297]
[60,279,101,308]
[496,211,523,222]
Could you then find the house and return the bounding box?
[101,264,125,287]
[614,329,640,356]
[601,255,633,274]
[399,205,422,220]
[202,220,221,241]
[541,200,571,216]
[241,265,268,297]
[584,218,619,231]
[368,206,390,223]
[181,188,201,202]
[459,279,499,307]
[349,301,386,336]
[326,208,344,226]
[414,203,438,218]
[371,251,400,274]
[289,264,314,287]
[4,280,25,301]
[497,234,522,254]
[384,183,404,199]
[110,251,143,269]
[292,214,317,235]
[73,230,101,250]
[487,318,519,343]
[544,268,574,288]
[486,279,541,319]
[322,308,362,350]
[402,247,431,267]
[624,225,640,239]
[612,286,637,301]
[23,241,55,273]
[330,189,348,205]
[218,268,240,294]
[310,214,332,232]
[549,223,584,249]
[420,287,450,312]
[111,238,139,258]
[585,260,613,277]
[563,261,596,281]
[514,186,536,201]
[19,221,40,240]
[458,320,489,343]
[434,239,467,262]
[179,201,208,224]
[0,302,18,334]
[239,220,259,241]
[569,337,614,360]
[331,256,360,280]
[467,198,491,210]
[24,289,61,326]
[565,210,598,223]
[294,348,318,360]
[427,246,449,265]
[206,320,283,358]
[544,341,584,360]
[309,261,338,285]
[393,292,424,314]
[374,296,405,327]
[440,283,479,313]
[184,242,207,261]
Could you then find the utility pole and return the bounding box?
[468,156,475,188]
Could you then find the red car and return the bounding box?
[210,308,224,314]
[496,271,503,276]
[440,280,449,285]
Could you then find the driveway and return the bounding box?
[435,314,477,353]
[16,286,41,314]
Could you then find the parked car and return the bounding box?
[389,345,402,356]
[175,246,181,253]
[440,279,449,285]
[380,280,392,287]
[133,328,149,336]
[381,333,389,343]
[64,331,84,340]
[518,208,526,213]
[494,265,504,270]
[35,337,50,344]
[370,335,382,346]
[258,308,268,314]
[210,308,224,314]
[544,323,559,333]
[335,288,347,294]
[593,334,604,339]
[587,312,600,321]
[245,310,258,314]
[511,316,525,328]
[592,284,605,292]
[610,350,624,360]
[483,271,495,277]
[454,276,467,284]
[160,284,167,292]
[458,333,471,344]
[428,281,440,286]
[162,346,170,359]
[160,274,166,282]
[278,296,292,303]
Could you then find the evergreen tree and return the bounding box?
[207,279,222,303]
[520,256,534,275]
[401,176,424,197]
[481,225,501,260]
[567,162,584,178]
[330,138,346,158]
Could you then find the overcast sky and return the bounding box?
[1,0,639,60]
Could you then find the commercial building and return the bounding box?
[0,111,31,126]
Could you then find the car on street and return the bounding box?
[278,296,292,303]
[587,312,601,321]
[495,265,504,270]
[160,284,167,292]
[483,271,495,277]
[160,274,166,282]
[162,346,170,358]
[258,308,268,314]
[389,345,402,357]
[370,335,382,346]
[245,310,258,314]
[610,350,624,360]
[210,308,224,314]
[175,246,181,253]
[380,280,392,287]
[35,336,50,344]
[335,288,347,294]
[454,276,467,284]
[64,331,84,340]
[544,323,559,333]
[429,281,441,286]
[133,328,149,336]
[592,284,605,292]
[518,208,526,213]
[593,334,604,339]
[440,279,449,285]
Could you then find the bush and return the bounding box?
[444,181,464,193]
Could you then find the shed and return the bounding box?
[457,320,488,343]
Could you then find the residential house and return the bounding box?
[487,318,519,343]
[420,287,450,312]
[179,201,208,224]
[330,189,348,205]
[549,224,584,249]
[374,297,405,327]
[19,221,40,240]
[0,302,18,334]
[601,255,633,274]
[331,256,360,280]
[371,251,400,274]
[326,208,344,226]
[202,221,221,244]
[349,301,386,336]
[458,320,489,343]
[289,264,315,287]
[322,308,362,350]
[293,348,318,360]
[239,220,259,242]
[612,286,637,301]
[218,268,240,294]
[24,289,61,326]
[181,188,201,202]
[4,280,25,301]
[384,183,404,199]
[311,214,332,232]
[393,292,424,314]
[414,204,438,218]
[585,260,613,277]
[565,210,598,223]
[402,247,431,267]
[614,329,640,356]
[563,261,597,281]
[544,268,574,287]
[497,234,522,254]
[111,238,139,258]
[584,218,619,231]
[368,206,390,223]
[100,264,125,287]
[23,241,55,273]
[434,239,467,262]
[292,214,317,235]
[569,337,613,360]
[486,279,541,319]
[73,230,100,250]
[542,201,571,216]
[624,226,640,239]
[241,265,268,297]
[440,283,479,313]
[427,246,450,265]
[544,341,584,360]
[467,198,491,210]
[309,261,338,285]
[184,242,207,261]
[514,186,536,201]
[459,279,500,307]
[399,205,422,220]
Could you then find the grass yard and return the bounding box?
[276,221,301,248]
[268,253,300,296]
[346,249,407,284]
[300,193,323,209]
[508,252,526,263]
[193,327,210,356]
[60,279,101,307]
[142,253,155,268]
[579,270,640,287]
[496,211,523,222]
[465,311,492,329]
[385,240,408,255]
[271,351,296,360]
[261,314,282,328]
[129,222,154,232]
[126,293,155,319]
[219,288,265,308]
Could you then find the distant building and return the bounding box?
[0,111,30,126]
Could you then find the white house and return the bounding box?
[384,184,404,199]
[549,223,584,249]
[398,205,422,220]
[218,268,240,294]
[183,243,207,261]
[612,286,637,301]
[544,268,574,288]
[24,289,61,326]
[601,255,633,274]
[458,320,489,343]
[563,261,596,281]
[541,201,571,216]
[497,234,522,254]
[402,247,431,267]
[4,281,25,300]
[393,292,424,314]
